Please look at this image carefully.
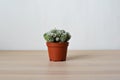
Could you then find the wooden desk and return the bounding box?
[0,50,120,80]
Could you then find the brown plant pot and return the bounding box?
[46,42,69,61]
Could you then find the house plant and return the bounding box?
[43,28,71,61]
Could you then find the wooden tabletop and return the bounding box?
[0,50,120,80]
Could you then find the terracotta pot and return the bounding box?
[46,42,69,61]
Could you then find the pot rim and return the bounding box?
[46,42,69,47]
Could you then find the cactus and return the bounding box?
[43,29,71,42]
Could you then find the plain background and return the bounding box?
[0,0,120,50]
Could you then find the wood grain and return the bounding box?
[0,50,120,80]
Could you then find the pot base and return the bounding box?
[50,59,66,62]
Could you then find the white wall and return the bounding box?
[0,0,120,50]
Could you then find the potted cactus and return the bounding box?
[43,28,71,61]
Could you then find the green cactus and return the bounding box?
[43,29,71,42]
